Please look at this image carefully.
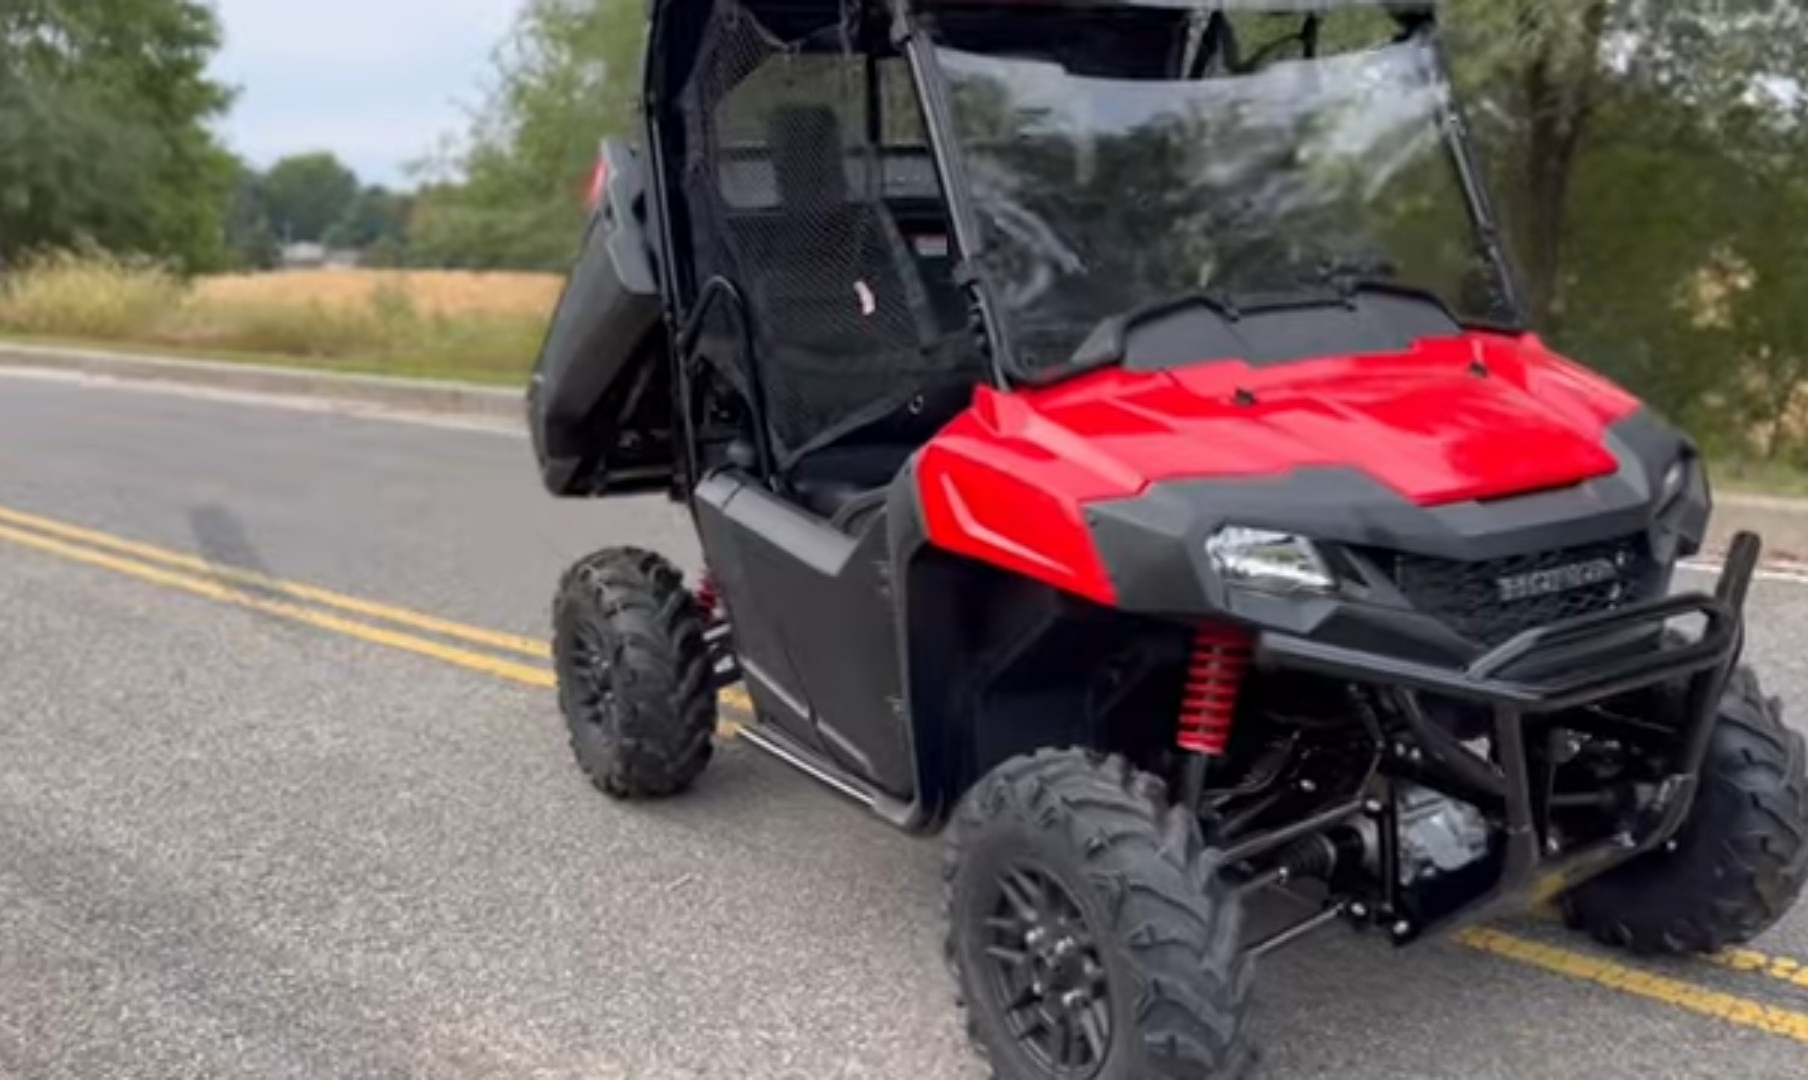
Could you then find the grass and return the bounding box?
[0,253,561,384]
[0,330,533,387]
[192,268,562,319]
[0,252,186,340]
[1709,459,1808,500]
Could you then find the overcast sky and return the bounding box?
[207,0,527,187]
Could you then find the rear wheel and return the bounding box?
[1564,666,1808,954]
[552,548,716,798]
[944,750,1253,1080]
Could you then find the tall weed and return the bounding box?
[0,252,553,382]
[0,251,185,339]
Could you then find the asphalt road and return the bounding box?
[5,369,1808,1079]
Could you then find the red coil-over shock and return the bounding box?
[693,569,723,625]
[1177,624,1253,756]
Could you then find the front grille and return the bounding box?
[1379,535,1662,647]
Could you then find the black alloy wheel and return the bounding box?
[982,863,1112,1075]
[946,750,1252,1080]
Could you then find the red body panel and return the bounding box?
[915,333,1641,605]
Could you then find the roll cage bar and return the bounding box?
[640,0,1522,411]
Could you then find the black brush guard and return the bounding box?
[1246,532,1762,948]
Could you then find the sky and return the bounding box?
[206,0,528,188]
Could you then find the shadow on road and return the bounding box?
[188,503,275,574]
[185,503,296,622]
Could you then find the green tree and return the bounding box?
[1432,0,1808,458]
[0,0,235,271]
[325,186,410,251]
[361,234,408,268]
[261,152,361,245]
[410,0,647,269]
[223,161,280,270]
[1444,0,1808,330]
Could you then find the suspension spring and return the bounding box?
[1177,624,1252,756]
[694,569,722,625]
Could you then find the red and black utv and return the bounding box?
[527,1,1808,1075]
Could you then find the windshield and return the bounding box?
[929,9,1520,374]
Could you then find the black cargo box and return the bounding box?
[526,140,672,497]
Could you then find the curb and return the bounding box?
[0,342,522,420]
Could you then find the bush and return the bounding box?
[0,251,185,340]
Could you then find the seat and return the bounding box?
[717,106,981,523]
[788,444,914,522]
[783,376,977,522]
[761,105,932,331]
[743,106,942,456]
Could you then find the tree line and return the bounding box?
[6,0,1808,462]
[224,154,411,269]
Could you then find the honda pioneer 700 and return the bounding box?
[526,1,1808,1075]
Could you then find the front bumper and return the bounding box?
[1252,533,1761,942]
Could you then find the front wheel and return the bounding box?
[1564,666,1808,954]
[944,750,1253,1080]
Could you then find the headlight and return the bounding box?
[1206,527,1333,592]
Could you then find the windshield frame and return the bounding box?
[889,0,1530,385]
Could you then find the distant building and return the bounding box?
[278,242,362,270]
[278,242,325,268]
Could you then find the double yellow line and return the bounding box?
[0,501,753,718]
[1459,927,1808,1041]
[0,502,560,687]
[1,498,1806,1045]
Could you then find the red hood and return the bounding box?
[935,333,1638,508]
[914,333,1643,603]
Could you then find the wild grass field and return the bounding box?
[0,253,564,384]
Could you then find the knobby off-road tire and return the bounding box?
[552,548,716,799]
[945,750,1253,1080]
[1565,665,1808,954]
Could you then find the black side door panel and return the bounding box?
[692,474,913,798]
[694,476,820,754]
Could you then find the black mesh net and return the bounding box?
[678,0,971,467]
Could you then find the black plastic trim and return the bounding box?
[1073,286,1464,374]
[882,452,947,832]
